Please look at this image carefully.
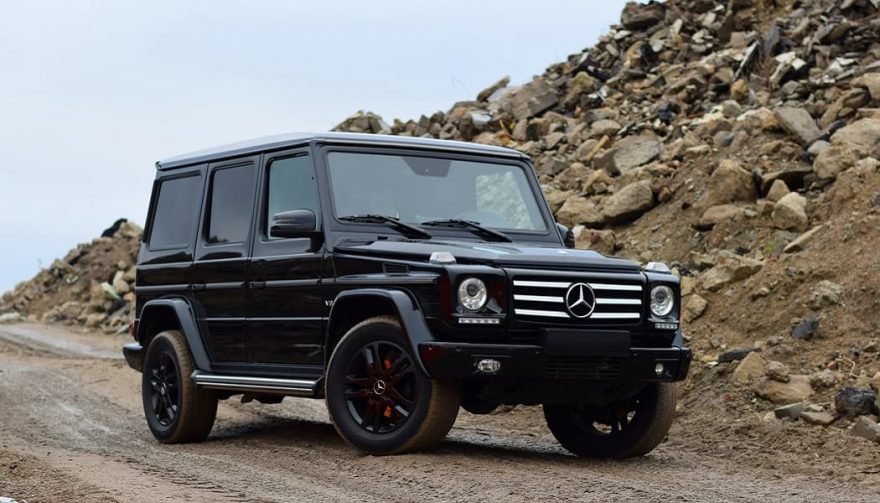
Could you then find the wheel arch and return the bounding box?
[325,289,434,375]
[137,298,212,371]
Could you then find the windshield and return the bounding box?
[326,152,547,232]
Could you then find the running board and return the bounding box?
[192,371,318,397]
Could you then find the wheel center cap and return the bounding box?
[372,379,387,395]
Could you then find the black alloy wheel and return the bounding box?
[326,316,460,455]
[148,350,180,427]
[544,382,676,458]
[343,340,417,434]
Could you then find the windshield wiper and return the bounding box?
[421,219,512,242]
[338,214,433,239]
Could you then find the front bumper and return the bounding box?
[123,342,144,372]
[418,342,691,382]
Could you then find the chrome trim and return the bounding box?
[513,280,571,288]
[513,294,564,303]
[192,372,317,396]
[595,298,641,305]
[514,308,569,318]
[589,312,641,319]
[587,283,642,292]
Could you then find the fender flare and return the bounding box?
[326,289,434,376]
[137,298,212,371]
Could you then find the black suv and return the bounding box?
[123,132,691,458]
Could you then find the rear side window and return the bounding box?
[265,155,320,236]
[148,174,203,250]
[207,164,256,244]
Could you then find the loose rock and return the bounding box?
[835,387,877,418]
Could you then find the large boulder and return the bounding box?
[732,352,767,385]
[699,251,763,291]
[830,118,880,153]
[556,197,604,228]
[754,375,814,404]
[771,192,808,231]
[773,107,821,145]
[814,145,868,180]
[852,73,880,101]
[695,204,747,230]
[701,159,756,208]
[598,135,663,176]
[620,1,665,30]
[509,78,559,121]
[575,228,618,255]
[602,179,655,223]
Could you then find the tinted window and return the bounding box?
[266,155,320,236]
[149,174,203,249]
[207,164,256,244]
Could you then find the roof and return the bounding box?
[156,132,527,170]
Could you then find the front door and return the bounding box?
[247,148,325,367]
[192,157,259,363]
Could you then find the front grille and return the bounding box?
[512,275,644,326]
[545,356,622,380]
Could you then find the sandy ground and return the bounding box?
[0,323,877,503]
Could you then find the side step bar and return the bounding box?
[192,371,318,397]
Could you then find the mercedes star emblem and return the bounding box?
[564,282,596,318]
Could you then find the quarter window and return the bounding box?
[207,164,256,244]
[266,155,320,236]
[148,174,203,249]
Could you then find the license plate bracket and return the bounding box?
[542,329,631,357]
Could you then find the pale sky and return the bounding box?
[0,0,629,293]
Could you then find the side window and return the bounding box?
[265,155,320,237]
[207,164,256,244]
[148,174,203,249]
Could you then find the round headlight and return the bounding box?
[650,285,674,317]
[458,277,488,312]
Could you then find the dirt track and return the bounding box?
[0,323,876,503]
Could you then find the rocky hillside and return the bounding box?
[334,0,880,451]
[2,0,880,468]
[0,220,141,333]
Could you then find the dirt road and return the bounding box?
[0,323,876,502]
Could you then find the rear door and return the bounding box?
[137,166,206,315]
[192,156,259,363]
[247,148,325,367]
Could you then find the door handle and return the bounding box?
[248,281,266,289]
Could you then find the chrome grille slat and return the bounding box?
[512,273,644,325]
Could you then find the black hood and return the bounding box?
[334,239,642,273]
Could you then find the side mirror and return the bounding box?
[556,222,575,248]
[270,209,319,239]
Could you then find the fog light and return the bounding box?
[476,359,501,374]
[655,363,665,376]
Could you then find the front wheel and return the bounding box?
[544,382,676,458]
[325,316,460,455]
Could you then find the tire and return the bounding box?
[142,330,218,443]
[325,316,460,455]
[543,382,676,458]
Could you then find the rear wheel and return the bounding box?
[325,316,460,455]
[543,382,676,458]
[142,330,217,443]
